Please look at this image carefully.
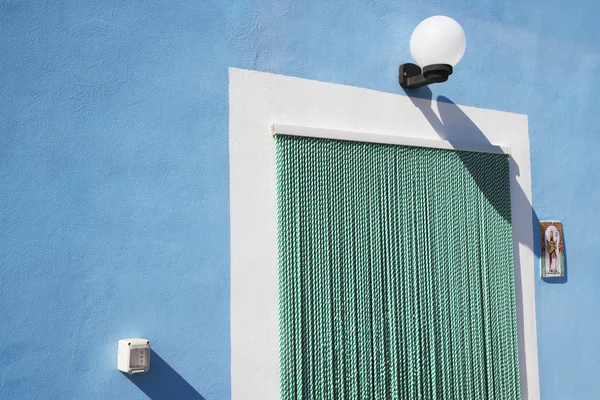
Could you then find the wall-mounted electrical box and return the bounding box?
[117,338,150,374]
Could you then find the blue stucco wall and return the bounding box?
[1,1,598,399]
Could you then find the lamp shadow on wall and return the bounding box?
[402,85,565,399]
[124,350,205,400]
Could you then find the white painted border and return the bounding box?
[272,123,511,155]
[229,68,539,400]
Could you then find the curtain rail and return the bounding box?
[272,123,510,155]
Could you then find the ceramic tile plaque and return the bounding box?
[540,221,565,278]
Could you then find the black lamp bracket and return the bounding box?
[399,63,453,89]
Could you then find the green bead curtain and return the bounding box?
[275,135,520,399]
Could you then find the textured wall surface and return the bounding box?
[1,1,599,399]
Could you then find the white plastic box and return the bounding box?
[117,338,150,374]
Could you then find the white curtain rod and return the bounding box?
[272,124,510,155]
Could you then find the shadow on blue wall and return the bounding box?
[125,350,205,400]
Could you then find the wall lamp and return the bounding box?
[399,16,466,90]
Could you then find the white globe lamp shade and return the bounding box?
[410,16,466,67]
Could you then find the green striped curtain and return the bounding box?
[275,135,520,400]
